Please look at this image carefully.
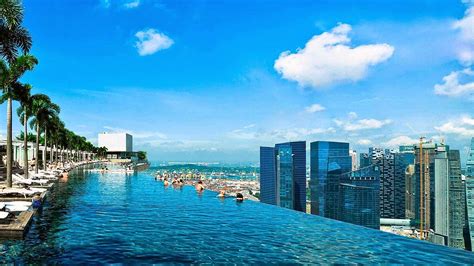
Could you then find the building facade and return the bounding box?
[339,165,381,229]
[310,141,352,219]
[259,147,277,205]
[465,138,474,250]
[259,141,306,212]
[98,132,133,159]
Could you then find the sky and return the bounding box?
[4,0,474,163]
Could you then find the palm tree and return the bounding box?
[0,55,37,186]
[0,0,32,64]
[17,84,48,178]
[1,0,33,187]
[30,96,59,173]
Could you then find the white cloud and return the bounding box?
[348,111,358,119]
[334,113,392,131]
[434,68,474,98]
[227,126,335,141]
[435,115,474,137]
[135,29,173,56]
[305,103,326,113]
[103,126,168,140]
[274,23,394,88]
[383,136,418,148]
[357,139,372,145]
[124,0,140,8]
[453,5,474,65]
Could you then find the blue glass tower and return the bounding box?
[260,146,276,205]
[259,141,306,212]
[310,141,352,219]
[339,165,381,229]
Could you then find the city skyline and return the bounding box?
[4,0,473,162]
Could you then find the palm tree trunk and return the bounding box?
[35,122,39,174]
[23,113,28,179]
[6,97,13,187]
[43,127,47,170]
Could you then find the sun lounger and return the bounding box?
[0,211,9,219]
[0,188,36,198]
[13,174,49,186]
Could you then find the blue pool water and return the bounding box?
[1,166,474,264]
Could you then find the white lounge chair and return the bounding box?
[0,211,9,219]
[0,188,36,198]
[13,174,49,186]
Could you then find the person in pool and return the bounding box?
[217,190,225,198]
[195,180,204,192]
[163,177,169,186]
[236,193,244,202]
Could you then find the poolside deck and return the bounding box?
[0,188,49,239]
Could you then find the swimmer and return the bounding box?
[163,177,169,186]
[195,180,204,192]
[217,190,225,198]
[236,192,244,202]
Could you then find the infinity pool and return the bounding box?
[1,167,474,264]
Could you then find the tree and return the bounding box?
[0,0,32,64]
[0,0,34,187]
[30,95,59,172]
[137,151,147,161]
[0,56,37,186]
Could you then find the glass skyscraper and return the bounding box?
[259,141,306,212]
[465,138,474,249]
[339,165,381,229]
[310,141,352,219]
[260,147,277,205]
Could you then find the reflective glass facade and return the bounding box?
[310,141,351,219]
[339,165,381,229]
[259,141,306,212]
[260,147,276,205]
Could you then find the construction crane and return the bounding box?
[419,136,432,240]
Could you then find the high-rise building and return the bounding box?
[359,152,370,169]
[259,141,306,212]
[467,138,474,177]
[349,149,358,171]
[260,147,277,205]
[364,148,413,219]
[310,141,352,219]
[413,142,466,249]
[464,138,474,249]
[339,165,381,229]
[447,150,466,249]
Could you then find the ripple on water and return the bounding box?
[0,168,474,264]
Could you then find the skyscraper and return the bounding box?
[339,165,381,229]
[260,146,277,205]
[464,138,474,249]
[310,141,352,219]
[259,141,306,212]
[364,148,413,219]
[447,150,465,249]
[350,149,358,171]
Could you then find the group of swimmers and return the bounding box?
[155,175,244,202]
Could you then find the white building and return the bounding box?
[98,132,133,159]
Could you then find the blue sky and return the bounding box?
[5,0,474,163]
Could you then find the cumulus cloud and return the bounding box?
[383,136,418,148]
[305,104,326,113]
[453,5,474,65]
[227,126,335,141]
[435,115,474,137]
[135,29,173,56]
[334,113,391,131]
[357,139,372,145]
[274,23,394,88]
[434,68,474,98]
[103,126,168,139]
[124,0,140,8]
